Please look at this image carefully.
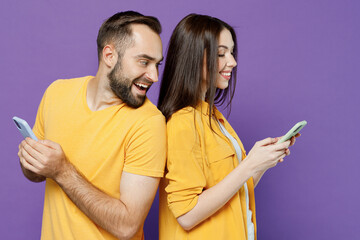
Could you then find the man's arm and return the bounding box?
[19,138,159,239]
[57,165,159,239]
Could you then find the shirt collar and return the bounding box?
[195,101,225,122]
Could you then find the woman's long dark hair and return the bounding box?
[158,14,238,122]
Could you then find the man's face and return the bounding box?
[108,24,163,108]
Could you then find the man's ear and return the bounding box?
[102,45,117,68]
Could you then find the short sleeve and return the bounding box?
[123,114,166,178]
[165,112,207,218]
[32,88,48,140]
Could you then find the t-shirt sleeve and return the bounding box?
[123,114,166,178]
[165,113,206,218]
[32,88,48,140]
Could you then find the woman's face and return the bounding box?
[216,28,237,89]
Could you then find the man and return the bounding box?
[17,11,166,240]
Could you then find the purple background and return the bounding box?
[1,0,359,239]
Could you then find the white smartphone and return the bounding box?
[13,116,38,141]
[277,120,307,144]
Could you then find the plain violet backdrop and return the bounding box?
[1,0,359,239]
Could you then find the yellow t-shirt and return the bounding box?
[159,101,257,240]
[33,76,166,240]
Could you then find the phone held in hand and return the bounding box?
[13,116,38,141]
[277,120,307,144]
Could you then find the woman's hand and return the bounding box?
[276,133,301,162]
[250,133,301,187]
[244,137,291,174]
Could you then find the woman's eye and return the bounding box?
[218,54,225,57]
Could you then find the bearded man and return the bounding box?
[17,11,166,240]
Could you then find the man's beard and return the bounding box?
[108,61,147,108]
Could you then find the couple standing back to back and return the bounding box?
[18,10,298,240]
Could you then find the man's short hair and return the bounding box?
[97,11,162,62]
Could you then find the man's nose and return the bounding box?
[145,66,159,83]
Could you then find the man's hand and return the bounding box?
[18,138,68,180]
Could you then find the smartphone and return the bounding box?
[13,116,38,140]
[277,120,307,144]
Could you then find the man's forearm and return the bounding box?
[54,162,138,239]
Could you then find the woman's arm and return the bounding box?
[252,170,266,188]
[177,158,253,230]
[177,137,290,230]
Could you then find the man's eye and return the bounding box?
[140,60,149,66]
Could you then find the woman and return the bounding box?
[158,14,297,240]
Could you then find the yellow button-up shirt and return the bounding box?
[159,101,257,240]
